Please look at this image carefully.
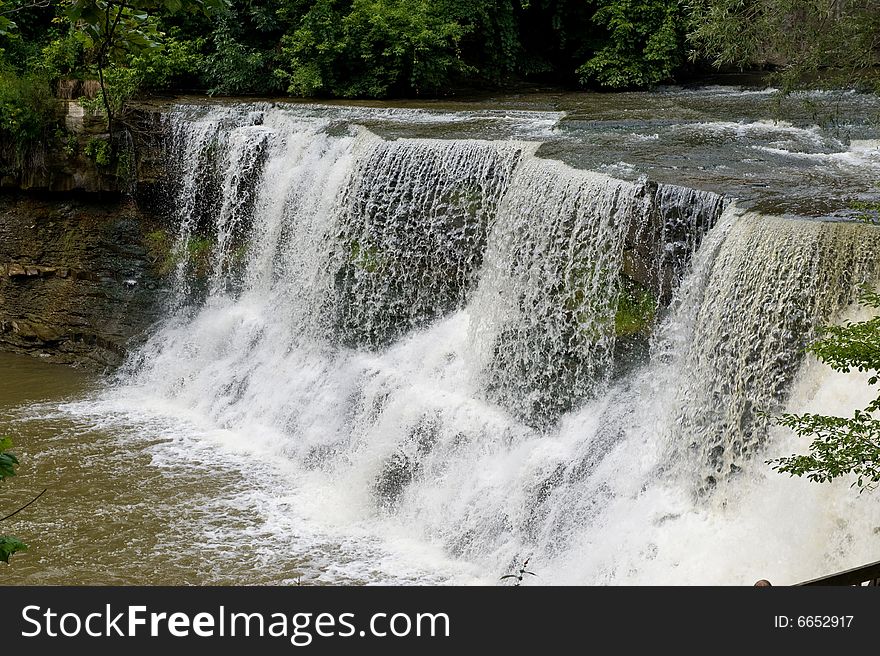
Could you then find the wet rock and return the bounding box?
[0,195,167,369]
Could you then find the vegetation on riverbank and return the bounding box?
[0,1,875,181]
[1,2,872,196]
[0,1,877,106]
[0,437,28,564]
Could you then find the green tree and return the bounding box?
[0,67,57,159]
[578,0,684,89]
[0,0,51,37]
[276,0,470,97]
[0,437,31,564]
[193,0,285,94]
[687,0,880,91]
[770,287,880,490]
[63,0,227,136]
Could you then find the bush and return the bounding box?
[84,137,112,166]
[577,0,684,89]
[132,31,204,90]
[203,21,281,94]
[80,65,142,120]
[38,33,85,83]
[0,67,58,159]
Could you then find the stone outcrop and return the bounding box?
[0,100,167,195]
[0,195,169,368]
[0,89,172,368]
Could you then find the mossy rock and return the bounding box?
[615,277,657,337]
[144,229,221,280]
[347,239,386,274]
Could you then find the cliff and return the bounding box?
[0,194,170,368]
[0,98,171,368]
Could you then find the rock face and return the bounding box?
[0,195,169,368]
[0,102,166,195]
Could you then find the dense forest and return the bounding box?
[2,1,879,95]
[1,1,879,161]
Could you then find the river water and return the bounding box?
[3,87,880,585]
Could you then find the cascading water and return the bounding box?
[332,136,525,346]
[664,212,880,491]
[100,101,880,584]
[468,160,657,425]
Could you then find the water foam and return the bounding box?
[69,102,880,584]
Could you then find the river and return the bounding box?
[2,87,880,585]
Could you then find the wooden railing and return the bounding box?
[795,559,880,586]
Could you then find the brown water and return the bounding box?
[0,352,308,585]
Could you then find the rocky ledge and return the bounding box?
[0,194,169,368]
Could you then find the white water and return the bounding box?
[67,103,880,584]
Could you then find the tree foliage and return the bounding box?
[0,67,57,157]
[0,437,28,565]
[578,0,684,89]
[2,1,880,100]
[1,0,695,100]
[276,0,471,97]
[64,0,227,134]
[770,288,880,491]
[688,0,880,91]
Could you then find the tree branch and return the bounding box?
[0,488,47,523]
[0,0,51,17]
[97,1,129,140]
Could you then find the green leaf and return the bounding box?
[769,286,880,491]
[0,536,28,564]
[0,437,19,482]
[0,16,16,36]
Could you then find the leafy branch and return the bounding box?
[769,288,880,491]
[64,0,227,140]
[0,0,51,35]
[0,436,30,564]
[1,487,47,522]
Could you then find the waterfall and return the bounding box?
[111,102,880,584]
[469,160,656,426]
[655,183,728,299]
[661,211,880,491]
[332,136,526,346]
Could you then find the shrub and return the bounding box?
[0,67,58,159]
[132,31,204,90]
[577,0,684,89]
[84,137,112,166]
